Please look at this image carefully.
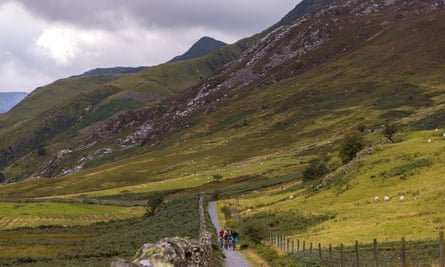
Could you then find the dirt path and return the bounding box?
[208,201,252,267]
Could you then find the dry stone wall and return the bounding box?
[111,193,212,267]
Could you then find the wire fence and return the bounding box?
[265,232,445,266]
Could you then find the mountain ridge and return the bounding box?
[168,36,227,63]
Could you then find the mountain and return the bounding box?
[273,0,340,28]
[168,36,227,63]
[0,92,27,114]
[0,0,441,186]
[73,66,146,78]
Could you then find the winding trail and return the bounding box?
[208,202,252,267]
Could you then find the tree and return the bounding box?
[0,172,5,183]
[145,192,164,216]
[339,130,365,163]
[302,155,330,182]
[383,122,398,142]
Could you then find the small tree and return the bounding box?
[339,130,365,163]
[145,192,164,217]
[0,172,5,183]
[302,155,330,182]
[383,122,398,142]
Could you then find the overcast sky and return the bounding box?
[0,0,301,93]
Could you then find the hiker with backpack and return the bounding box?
[231,230,239,251]
[218,229,224,248]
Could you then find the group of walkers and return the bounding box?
[218,228,239,250]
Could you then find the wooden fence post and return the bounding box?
[373,238,378,267]
[340,243,344,267]
[440,232,444,267]
[292,240,295,253]
[318,243,322,260]
[401,237,406,267]
[310,242,313,256]
[287,238,290,253]
[355,240,360,267]
[297,239,300,253]
[329,244,332,260]
[303,240,306,256]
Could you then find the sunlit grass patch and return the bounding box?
[0,202,144,230]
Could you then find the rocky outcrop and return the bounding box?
[111,194,212,267]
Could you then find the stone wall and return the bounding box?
[111,193,212,267]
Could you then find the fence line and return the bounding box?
[265,232,445,266]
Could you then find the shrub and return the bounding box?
[241,220,268,243]
[339,130,364,163]
[383,122,398,142]
[145,192,165,216]
[303,156,329,182]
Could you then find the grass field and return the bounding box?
[225,130,445,246]
[0,202,144,230]
[0,195,200,267]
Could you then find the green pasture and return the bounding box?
[0,194,200,266]
[230,130,445,245]
[0,202,144,230]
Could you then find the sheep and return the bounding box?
[399,195,405,201]
[384,195,390,201]
[374,196,379,202]
[289,195,294,200]
[428,139,432,143]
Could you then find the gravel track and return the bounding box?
[208,201,252,267]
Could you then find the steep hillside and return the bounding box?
[168,36,227,63]
[0,0,443,196]
[0,42,248,181]
[0,0,333,182]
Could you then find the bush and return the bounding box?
[241,220,268,243]
[255,243,279,263]
[303,155,330,182]
[145,192,165,216]
[383,122,398,142]
[339,130,364,163]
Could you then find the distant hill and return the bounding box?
[73,66,146,78]
[0,92,27,113]
[168,36,227,63]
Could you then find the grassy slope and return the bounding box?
[233,130,445,244]
[0,41,248,180]
[1,10,444,196]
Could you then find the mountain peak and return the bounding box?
[168,36,227,63]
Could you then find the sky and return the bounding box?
[0,0,301,93]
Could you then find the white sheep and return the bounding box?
[289,195,294,200]
[428,139,432,143]
[374,196,379,202]
[384,195,390,201]
[399,195,405,201]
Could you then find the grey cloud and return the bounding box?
[15,0,298,34]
